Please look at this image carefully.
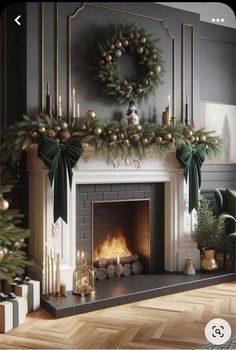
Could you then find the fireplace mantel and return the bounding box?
[27,145,200,292]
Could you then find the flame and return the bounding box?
[94,231,132,260]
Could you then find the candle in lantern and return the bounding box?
[72,88,76,118]
[77,103,80,118]
[77,250,80,265]
[117,256,120,264]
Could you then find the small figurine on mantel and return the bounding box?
[126,100,139,125]
[182,254,196,275]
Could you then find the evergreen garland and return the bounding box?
[91,23,165,104]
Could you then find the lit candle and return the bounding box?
[81,251,84,259]
[77,250,80,264]
[117,256,120,264]
[55,253,60,296]
[77,103,80,118]
[72,88,76,118]
[58,95,62,116]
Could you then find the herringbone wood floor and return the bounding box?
[0,282,235,350]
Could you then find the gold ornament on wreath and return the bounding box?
[92,23,165,103]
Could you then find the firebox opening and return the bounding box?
[92,200,150,274]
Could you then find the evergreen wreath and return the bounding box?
[92,23,165,104]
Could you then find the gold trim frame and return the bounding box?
[68,2,176,119]
[41,3,45,113]
[91,198,151,269]
[182,23,194,124]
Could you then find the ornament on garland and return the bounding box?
[92,23,165,103]
[0,198,9,211]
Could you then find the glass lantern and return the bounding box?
[73,257,95,296]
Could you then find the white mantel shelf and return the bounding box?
[27,144,200,292]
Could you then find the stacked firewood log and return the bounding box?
[93,254,143,280]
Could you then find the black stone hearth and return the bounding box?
[41,272,235,318]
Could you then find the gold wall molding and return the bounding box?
[68,2,176,118]
[41,3,44,113]
[55,2,58,115]
[200,35,235,45]
[181,22,194,123]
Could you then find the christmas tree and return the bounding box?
[0,184,33,285]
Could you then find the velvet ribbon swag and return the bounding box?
[37,136,84,223]
[176,143,206,213]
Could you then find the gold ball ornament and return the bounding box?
[3,247,9,256]
[148,71,154,76]
[165,133,172,140]
[118,133,124,139]
[136,47,144,54]
[187,130,193,137]
[110,44,115,50]
[61,130,71,141]
[137,125,142,131]
[195,136,199,142]
[142,138,149,145]
[215,139,218,144]
[105,54,112,61]
[0,198,9,211]
[86,110,96,118]
[38,126,46,134]
[115,40,122,48]
[157,65,161,74]
[93,127,102,136]
[139,36,146,44]
[155,136,162,144]
[110,134,117,141]
[60,120,68,130]
[0,247,4,262]
[114,49,122,58]
[123,139,130,145]
[200,135,206,142]
[191,136,195,143]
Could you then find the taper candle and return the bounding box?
[51,254,54,295]
[45,245,48,295]
[77,250,80,265]
[72,88,76,118]
[185,93,189,126]
[55,253,60,296]
[47,254,50,294]
[60,280,67,297]
[58,95,62,116]
[46,82,52,118]
[77,103,80,118]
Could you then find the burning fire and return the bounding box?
[94,231,132,260]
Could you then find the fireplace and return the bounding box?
[27,147,200,292]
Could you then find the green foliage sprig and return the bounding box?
[91,23,165,104]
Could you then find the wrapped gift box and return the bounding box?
[0,293,27,333]
[12,277,40,313]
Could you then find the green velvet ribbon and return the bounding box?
[176,143,206,213]
[37,136,83,223]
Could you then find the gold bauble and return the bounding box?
[155,136,162,144]
[139,36,146,44]
[123,139,130,145]
[142,138,149,145]
[108,130,112,135]
[105,54,112,61]
[115,40,122,48]
[61,130,71,141]
[157,65,161,74]
[215,140,218,144]
[195,136,199,142]
[187,130,193,137]
[60,120,68,130]
[93,127,102,136]
[3,247,9,256]
[86,110,96,118]
[118,133,124,139]
[165,133,172,140]
[191,136,195,143]
[200,135,206,142]
[137,125,142,130]
[152,54,157,60]
[0,198,9,211]
[136,47,144,54]
[38,126,46,134]
[110,134,117,141]
[148,71,154,76]
[110,44,115,50]
[0,247,4,262]
[31,131,38,138]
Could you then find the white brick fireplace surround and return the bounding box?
[27,146,200,292]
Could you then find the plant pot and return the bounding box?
[201,249,218,272]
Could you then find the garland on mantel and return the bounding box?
[1,112,224,168]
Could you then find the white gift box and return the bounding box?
[14,280,40,313]
[0,301,13,333]
[0,296,27,333]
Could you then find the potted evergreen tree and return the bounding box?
[191,197,225,271]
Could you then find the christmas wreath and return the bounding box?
[92,23,165,104]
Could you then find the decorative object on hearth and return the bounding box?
[59,280,67,297]
[182,255,196,275]
[191,197,225,272]
[37,135,84,223]
[126,100,139,125]
[0,184,33,284]
[92,23,165,103]
[201,249,219,272]
[73,253,95,296]
[176,143,206,213]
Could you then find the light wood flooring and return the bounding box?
[0,282,235,350]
